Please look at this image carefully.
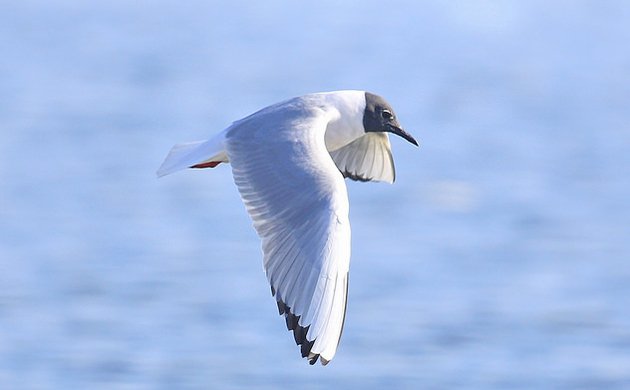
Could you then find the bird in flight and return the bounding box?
[158,90,418,365]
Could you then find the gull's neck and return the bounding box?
[317,90,366,152]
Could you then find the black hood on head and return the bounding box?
[363,92,400,131]
[362,92,418,146]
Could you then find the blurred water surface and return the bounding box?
[1,1,630,388]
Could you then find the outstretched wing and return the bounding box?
[225,102,351,365]
[329,132,395,183]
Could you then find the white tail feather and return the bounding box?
[157,132,228,177]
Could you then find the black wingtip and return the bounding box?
[341,170,372,182]
[274,295,317,364]
[276,300,287,315]
[300,337,314,358]
[285,312,299,330]
[294,324,307,344]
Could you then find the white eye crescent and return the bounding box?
[381,110,393,120]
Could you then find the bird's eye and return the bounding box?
[381,110,393,120]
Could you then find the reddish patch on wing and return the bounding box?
[190,161,221,169]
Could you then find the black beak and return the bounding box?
[386,124,419,146]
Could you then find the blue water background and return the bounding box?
[1,1,630,388]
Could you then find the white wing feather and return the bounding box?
[329,132,395,183]
[225,101,350,365]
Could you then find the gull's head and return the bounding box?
[362,92,418,146]
[321,90,419,152]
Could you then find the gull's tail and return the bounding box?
[156,132,228,177]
